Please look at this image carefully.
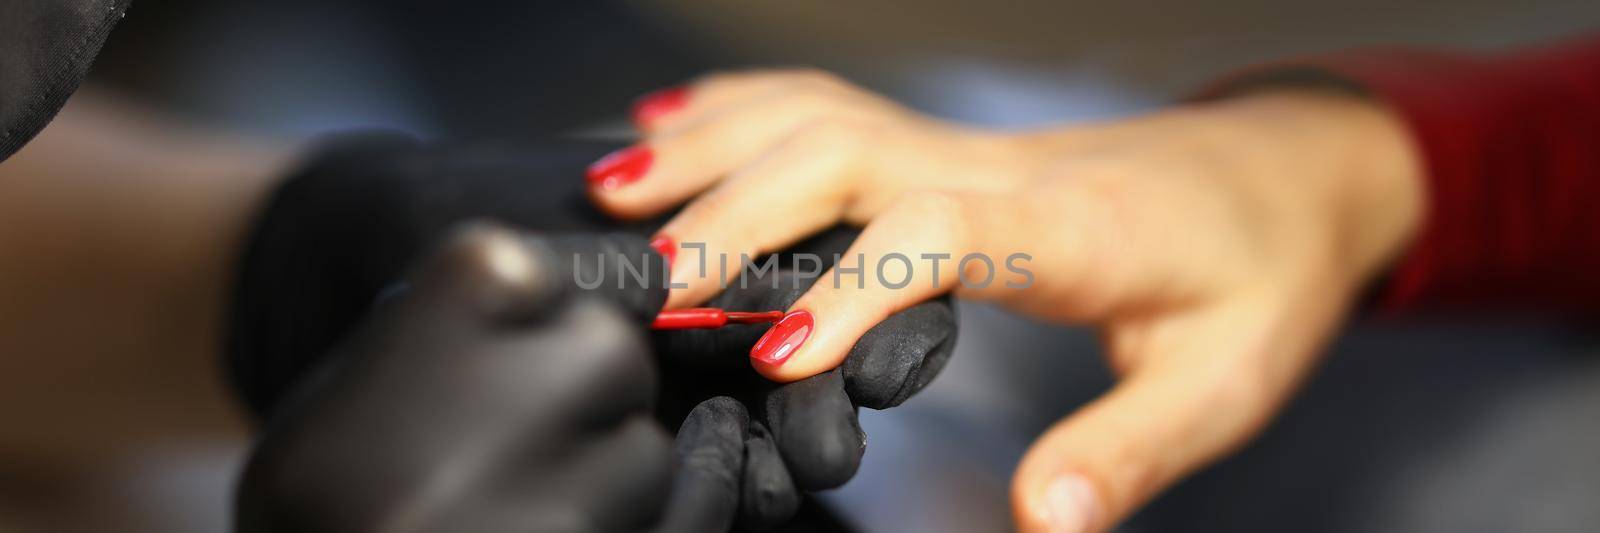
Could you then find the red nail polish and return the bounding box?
[631,86,689,127]
[750,310,813,366]
[650,235,676,266]
[587,146,652,190]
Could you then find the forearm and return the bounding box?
[0,89,296,453]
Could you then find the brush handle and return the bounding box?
[651,308,783,330]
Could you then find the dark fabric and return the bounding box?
[0,0,128,162]
[1201,34,1600,312]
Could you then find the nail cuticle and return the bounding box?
[586,146,652,190]
[632,86,689,127]
[750,310,813,366]
[649,235,676,267]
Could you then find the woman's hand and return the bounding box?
[590,70,1424,532]
[589,70,1050,379]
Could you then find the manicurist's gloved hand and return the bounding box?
[227,135,960,531]
[652,227,957,530]
[227,134,631,417]
[226,135,756,531]
[235,223,747,532]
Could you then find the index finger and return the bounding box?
[651,397,749,533]
[634,69,849,134]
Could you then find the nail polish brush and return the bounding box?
[651,308,784,330]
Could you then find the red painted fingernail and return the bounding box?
[650,235,676,267]
[587,146,652,190]
[631,86,689,127]
[750,310,813,366]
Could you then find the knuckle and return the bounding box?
[893,190,967,217]
[696,69,753,90]
[788,67,845,88]
[774,88,840,116]
[792,118,873,149]
[679,183,737,222]
[699,68,845,95]
[429,221,542,289]
[886,191,973,247]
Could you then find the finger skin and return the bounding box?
[762,369,863,490]
[653,397,749,533]
[641,69,853,135]
[736,422,801,531]
[754,186,1097,382]
[1011,291,1342,532]
[596,88,854,220]
[751,192,972,382]
[655,120,867,309]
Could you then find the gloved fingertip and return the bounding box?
[654,397,750,533]
[765,370,863,490]
[737,423,801,531]
[841,299,958,409]
[411,221,559,321]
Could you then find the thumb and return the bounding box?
[1012,300,1320,532]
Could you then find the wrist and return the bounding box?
[1202,90,1425,284]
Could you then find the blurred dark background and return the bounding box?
[7,1,1599,531]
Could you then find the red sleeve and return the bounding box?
[1204,34,1600,313]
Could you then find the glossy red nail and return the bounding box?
[750,310,813,366]
[631,86,689,127]
[650,235,676,266]
[587,146,652,190]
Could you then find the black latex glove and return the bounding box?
[653,228,958,530]
[228,133,637,418]
[235,224,749,533]
[228,134,956,531]
[227,134,759,532]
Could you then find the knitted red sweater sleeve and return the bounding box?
[1206,34,1600,312]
